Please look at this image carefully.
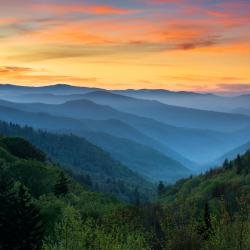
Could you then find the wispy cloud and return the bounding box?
[175,39,219,50]
[0,65,98,85]
[6,42,165,63]
[30,3,140,15]
[164,74,247,83]
[0,66,33,75]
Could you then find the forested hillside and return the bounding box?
[0,136,151,249]
[0,122,153,202]
[158,151,250,249]
[0,136,249,249]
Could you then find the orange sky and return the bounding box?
[0,0,249,92]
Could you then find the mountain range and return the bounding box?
[0,95,249,165]
[0,106,191,182]
[1,84,249,114]
[0,83,249,182]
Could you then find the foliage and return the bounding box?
[0,135,249,250]
[54,172,69,197]
[0,121,154,202]
[0,171,43,250]
[0,137,46,162]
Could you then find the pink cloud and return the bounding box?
[31,4,139,15]
[0,18,22,25]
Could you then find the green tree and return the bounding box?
[13,183,44,250]
[0,165,16,249]
[54,172,69,197]
[201,202,213,240]
[236,154,243,174]
[0,182,44,250]
[1,137,46,162]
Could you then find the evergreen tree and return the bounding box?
[236,154,243,174]
[0,166,16,249]
[157,181,165,197]
[54,172,69,197]
[13,184,44,250]
[203,202,213,240]
[1,137,46,162]
[1,183,44,250]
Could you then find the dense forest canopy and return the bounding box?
[0,135,249,249]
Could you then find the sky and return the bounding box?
[0,0,249,93]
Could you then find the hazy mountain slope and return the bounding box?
[232,107,250,116]
[78,130,191,182]
[31,99,248,164]
[80,118,194,168]
[1,84,249,114]
[0,99,123,120]
[2,84,250,132]
[81,91,250,132]
[0,84,101,105]
[4,100,193,166]
[0,100,249,165]
[1,93,66,104]
[0,105,90,132]
[0,84,99,95]
[114,89,250,113]
[0,106,191,181]
[0,93,95,104]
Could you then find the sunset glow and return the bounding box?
[0,0,249,92]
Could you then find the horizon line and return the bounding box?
[1,83,250,96]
